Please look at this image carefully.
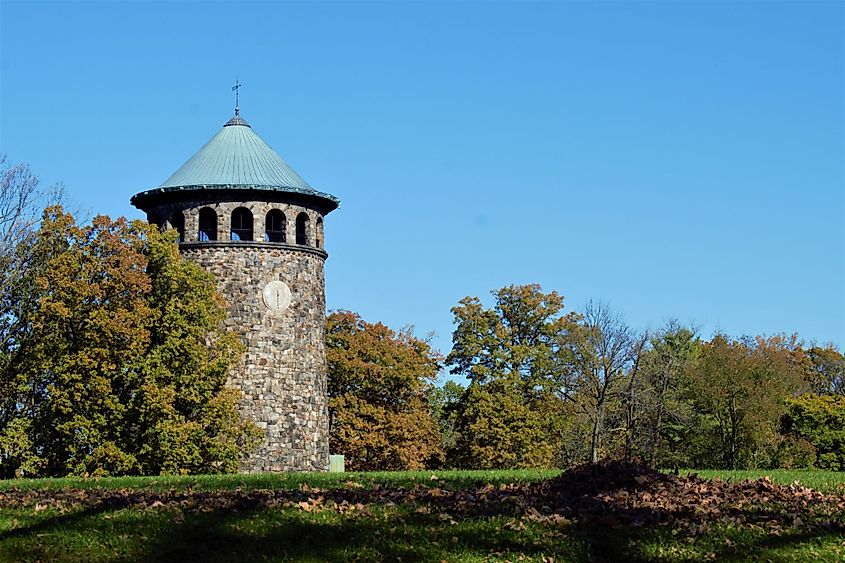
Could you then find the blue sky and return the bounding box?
[1,1,843,367]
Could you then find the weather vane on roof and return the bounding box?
[232,77,242,116]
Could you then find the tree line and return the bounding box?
[327,286,845,473]
[1,157,842,477]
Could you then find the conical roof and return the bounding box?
[132,113,339,211]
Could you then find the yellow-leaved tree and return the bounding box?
[0,206,260,477]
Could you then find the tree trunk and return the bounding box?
[590,406,602,463]
[650,406,665,466]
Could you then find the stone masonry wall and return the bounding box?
[180,243,329,472]
[149,199,323,247]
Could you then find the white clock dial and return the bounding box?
[262,281,292,312]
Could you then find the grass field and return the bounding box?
[0,468,843,562]
[2,467,841,493]
[0,469,561,494]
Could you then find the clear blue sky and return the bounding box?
[2,1,843,366]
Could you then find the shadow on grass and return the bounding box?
[141,511,565,562]
[1,504,582,562]
[2,499,843,562]
[565,513,845,562]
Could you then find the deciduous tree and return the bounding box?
[781,394,845,470]
[636,321,700,466]
[0,157,67,455]
[564,301,646,463]
[326,310,443,471]
[686,334,805,469]
[447,285,580,468]
[427,379,465,462]
[0,207,260,477]
[804,345,845,395]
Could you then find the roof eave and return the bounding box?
[130,184,341,214]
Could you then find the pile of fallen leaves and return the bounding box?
[1,461,843,536]
[529,460,845,534]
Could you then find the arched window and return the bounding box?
[198,208,217,241]
[316,217,324,249]
[171,210,185,242]
[265,210,286,243]
[295,212,309,245]
[231,207,253,241]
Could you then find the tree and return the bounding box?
[781,394,845,470]
[0,155,62,276]
[451,379,562,468]
[0,158,70,476]
[636,321,700,466]
[0,207,260,477]
[804,345,845,395]
[0,157,65,437]
[564,301,646,463]
[326,310,443,471]
[686,334,805,469]
[427,379,465,462]
[447,285,581,468]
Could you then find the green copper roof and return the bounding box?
[133,114,339,208]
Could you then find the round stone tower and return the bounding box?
[131,110,339,472]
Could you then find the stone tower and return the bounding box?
[131,110,339,472]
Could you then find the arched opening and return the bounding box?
[295,212,309,245]
[231,207,253,241]
[171,210,185,242]
[265,209,286,243]
[198,207,217,241]
[316,217,324,249]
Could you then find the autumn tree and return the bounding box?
[0,207,259,477]
[686,334,805,469]
[0,158,70,476]
[1,158,62,409]
[326,310,443,471]
[447,285,580,469]
[804,345,845,395]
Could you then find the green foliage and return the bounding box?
[684,334,806,469]
[451,381,556,469]
[447,285,580,469]
[0,207,259,477]
[804,346,845,395]
[632,322,701,467]
[326,310,444,471]
[782,394,845,470]
[427,379,465,459]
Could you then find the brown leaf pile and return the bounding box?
[1,461,842,537]
[529,461,845,534]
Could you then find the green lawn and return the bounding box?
[0,469,561,493]
[0,468,843,562]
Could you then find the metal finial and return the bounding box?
[232,77,242,116]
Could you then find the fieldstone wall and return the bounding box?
[179,242,329,472]
[138,190,334,473]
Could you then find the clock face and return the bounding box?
[262,281,292,312]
